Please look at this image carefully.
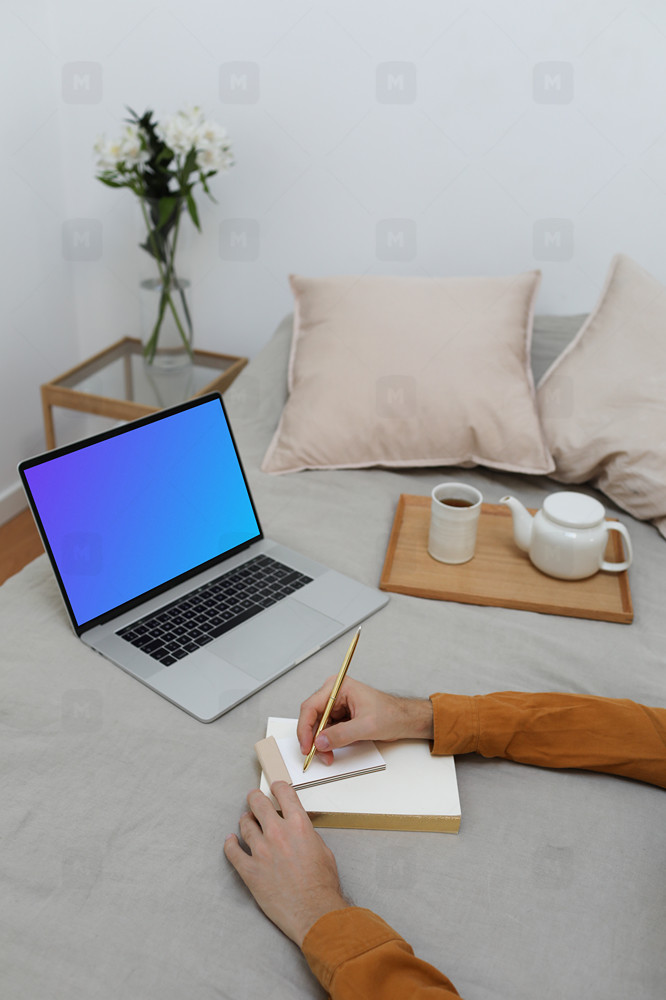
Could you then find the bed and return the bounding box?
[2,308,665,1000]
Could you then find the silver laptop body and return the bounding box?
[19,393,388,722]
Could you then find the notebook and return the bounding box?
[18,393,389,723]
[257,718,461,833]
[255,722,386,791]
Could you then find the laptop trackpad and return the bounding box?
[210,600,341,680]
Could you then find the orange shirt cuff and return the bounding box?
[430,693,480,756]
[302,907,406,989]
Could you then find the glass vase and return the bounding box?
[139,275,193,371]
[138,196,195,405]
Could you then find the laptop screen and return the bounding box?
[20,395,261,631]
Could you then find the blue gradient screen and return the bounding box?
[22,398,261,628]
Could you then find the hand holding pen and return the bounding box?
[298,655,435,768]
[302,627,362,772]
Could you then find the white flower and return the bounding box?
[156,107,205,155]
[195,145,230,172]
[193,119,233,172]
[119,123,149,167]
[155,108,233,174]
[94,124,148,171]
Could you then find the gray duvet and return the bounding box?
[1,314,664,1000]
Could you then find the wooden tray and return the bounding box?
[380,495,633,624]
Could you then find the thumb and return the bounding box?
[315,717,369,751]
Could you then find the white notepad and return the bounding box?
[274,732,386,791]
[256,717,461,833]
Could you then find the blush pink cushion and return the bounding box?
[537,254,666,539]
[262,273,553,476]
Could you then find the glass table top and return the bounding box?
[54,339,239,410]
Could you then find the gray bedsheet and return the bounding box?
[2,315,665,1000]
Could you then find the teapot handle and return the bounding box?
[600,522,633,573]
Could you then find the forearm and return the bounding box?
[430,691,666,788]
[303,907,461,999]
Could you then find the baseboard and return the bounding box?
[0,481,28,526]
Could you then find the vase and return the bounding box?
[139,274,193,371]
[138,197,195,405]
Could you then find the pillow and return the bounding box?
[537,254,666,539]
[262,273,554,476]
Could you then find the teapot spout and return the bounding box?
[499,495,533,553]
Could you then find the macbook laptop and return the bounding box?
[18,392,388,722]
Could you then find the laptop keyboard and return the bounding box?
[116,555,312,666]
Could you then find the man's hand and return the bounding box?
[297,677,434,765]
[224,782,349,947]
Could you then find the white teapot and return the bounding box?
[499,491,632,581]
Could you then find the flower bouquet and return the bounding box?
[94,107,233,365]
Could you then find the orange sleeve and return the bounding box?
[430,691,666,788]
[302,907,461,999]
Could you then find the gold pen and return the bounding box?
[302,626,362,772]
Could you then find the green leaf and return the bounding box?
[97,175,128,189]
[157,196,178,228]
[182,147,198,178]
[186,191,201,230]
[199,172,218,202]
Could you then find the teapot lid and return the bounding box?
[543,492,605,529]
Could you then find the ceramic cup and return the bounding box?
[428,482,483,564]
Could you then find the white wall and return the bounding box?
[3,0,666,521]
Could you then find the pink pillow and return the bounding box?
[262,273,554,476]
[538,254,666,538]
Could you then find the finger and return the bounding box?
[297,677,353,753]
[239,809,261,847]
[315,716,371,751]
[247,787,280,830]
[223,833,249,876]
[297,704,323,755]
[297,677,338,752]
[271,780,309,821]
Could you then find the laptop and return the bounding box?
[18,392,389,722]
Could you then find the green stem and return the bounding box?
[139,198,193,363]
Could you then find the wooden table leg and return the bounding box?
[40,386,56,450]
[123,350,134,401]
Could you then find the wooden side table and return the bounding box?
[41,337,248,450]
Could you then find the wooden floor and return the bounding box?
[0,509,44,585]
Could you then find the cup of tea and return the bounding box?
[428,482,483,564]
